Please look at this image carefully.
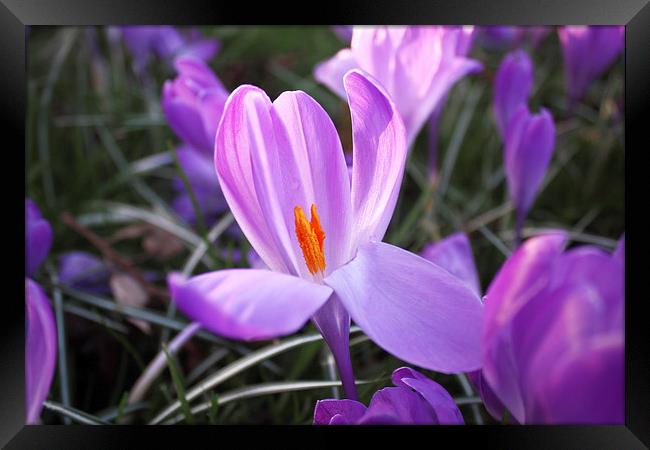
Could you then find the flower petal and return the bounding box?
[313,399,367,425]
[361,387,437,424]
[344,70,407,248]
[169,269,332,341]
[25,279,57,424]
[326,241,484,373]
[26,199,52,276]
[493,50,533,138]
[215,85,299,274]
[313,49,358,99]
[391,367,464,424]
[420,232,481,297]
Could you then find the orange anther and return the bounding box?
[294,204,326,275]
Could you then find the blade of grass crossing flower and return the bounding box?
[162,344,195,424]
[43,400,109,425]
[46,264,72,424]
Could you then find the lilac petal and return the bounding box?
[493,50,533,138]
[361,387,438,424]
[163,82,213,152]
[26,199,53,276]
[344,69,407,248]
[272,90,353,273]
[613,233,624,265]
[58,251,111,295]
[174,145,221,194]
[391,367,464,424]
[168,270,332,341]
[482,232,567,422]
[215,85,300,274]
[178,39,220,62]
[526,333,623,424]
[25,279,57,424]
[504,106,556,226]
[467,370,506,421]
[420,232,481,297]
[332,26,354,44]
[311,295,357,400]
[313,399,367,425]
[326,241,484,373]
[314,49,358,99]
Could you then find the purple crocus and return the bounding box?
[25,198,57,424]
[313,367,464,425]
[58,251,111,295]
[557,26,624,107]
[479,27,550,51]
[482,231,624,424]
[314,26,482,148]
[332,26,353,43]
[493,50,533,139]
[169,70,484,399]
[162,57,230,224]
[504,106,556,242]
[120,26,219,73]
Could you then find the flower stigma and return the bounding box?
[294,204,326,277]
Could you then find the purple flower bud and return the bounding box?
[493,50,534,138]
[26,198,52,277]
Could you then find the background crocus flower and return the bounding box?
[493,50,533,138]
[169,70,484,400]
[314,26,482,147]
[482,231,624,424]
[58,251,111,295]
[332,26,353,43]
[557,26,624,107]
[504,105,556,243]
[313,367,464,425]
[26,198,53,277]
[25,198,57,424]
[162,56,229,155]
[162,57,231,225]
[479,26,550,51]
[120,26,219,73]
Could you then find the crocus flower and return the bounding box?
[120,26,219,73]
[314,26,482,148]
[558,26,624,107]
[481,231,624,424]
[313,367,464,425]
[503,105,556,243]
[25,198,57,424]
[162,57,230,225]
[58,251,111,295]
[493,50,533,139]
[332,26,353,43]
[169,70,484,399]
[479,26,550,51]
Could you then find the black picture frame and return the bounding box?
[4,0,649,448]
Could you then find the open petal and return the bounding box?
[25,279,57,424]
[272,90,353,273]
[392,367,464,424]
[361,387,437,424]
[215,85,300,274]
[313,49,358,99]
[325,241,484,373]
[344,70,407,248]
[420,232,481,297]
[169,269,332,341]
[313,399,367,425]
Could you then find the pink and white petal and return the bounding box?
[313,399,367,425]
[273,91,353,272]
[325,241,484,373]
[168,270,332,341]
[344,70,407,248]
[313,49,359,100]
[215,85,298,274]
[25,279,57,424]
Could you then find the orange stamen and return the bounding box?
[294,203,326,275]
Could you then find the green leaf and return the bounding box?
[162,344,194,425]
